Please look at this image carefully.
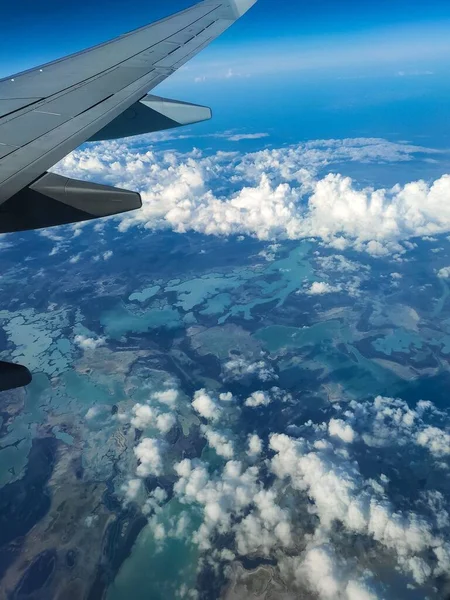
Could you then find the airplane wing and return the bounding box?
[0,0,257,233]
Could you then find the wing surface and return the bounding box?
[0,0,256,212]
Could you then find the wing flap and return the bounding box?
[0,98,43,118]
[0,145,17,159]
[0,110,67,147]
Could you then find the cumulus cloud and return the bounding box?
[131,403,156,430]
[258,243,281,262]
[174,459,256,547]
[317,254,367,273]
[142,487,168,516]
[131,403,176,434]
[192,389,222,421]
[134,438,164,477]
[223,358,277,382]
[247,433,263,457]
[54,137,449,256]
[234,488,292,556]
[85,406,102,420]
[74,334,106,351]
[313,254,369,297]
[416,426,450,457]
[244,390,271,408]
[351,395,450,460]
[201,426,234,458]
[279,544,381,600]
[437,266,450,279]
[173,458,290,556]
[127,383,450,598]
[328,418,356,443]
[156,413,176,434]
[121,478,142,502]
[153,388,179,408]
[269,395,450,588]
[306,281,342,295]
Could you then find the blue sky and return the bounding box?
[2,0,450,146]
[2,0,450,74]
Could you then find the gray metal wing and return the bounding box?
[0,0,257,232]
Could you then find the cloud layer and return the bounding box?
[54,137,448,257]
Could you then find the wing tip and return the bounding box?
[229,0,258,18]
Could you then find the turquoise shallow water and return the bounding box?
[372,328,424,355]
[219,244,313,323]
[0,373,47,486]
[199,292,233,316]
[100,304,182,339]
[165,274,241,312]
[255,320,342,353]
[107,501,201,600]
[129,285,161,304]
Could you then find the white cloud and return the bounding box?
[131,403,156,430]
[437,266,450,279]
[136,382,450,597]
[74,334,106,351]
[174,459,258,548]
[69,253,82,264]
[150,520,166,541]
[313,254,369,298]
[244,390,271,408]
[131,403,176,433]
[416,426,450,457]
[156,412,176,434]
[328,418,355,443]
[153,388,179,408]
[142,487,168,516]
[247,434,263,457]
[307,281,341,295]
[269,395,450,586]
[234,488,292,556]
[353,395,450,461]
[134,438,164,477]
[54,137,447,257]
[191,389,222,421]
[173,458,291,556]
[224,358,277,382]
[279,544,381,600]
[227,133,269,142]
[85,406,102,420]
[345,581,380,600]
[201,426,234,458]
[258,243,281,262]
[121,478,142,501]
[397,70,434,77]
[317,254,366,273]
